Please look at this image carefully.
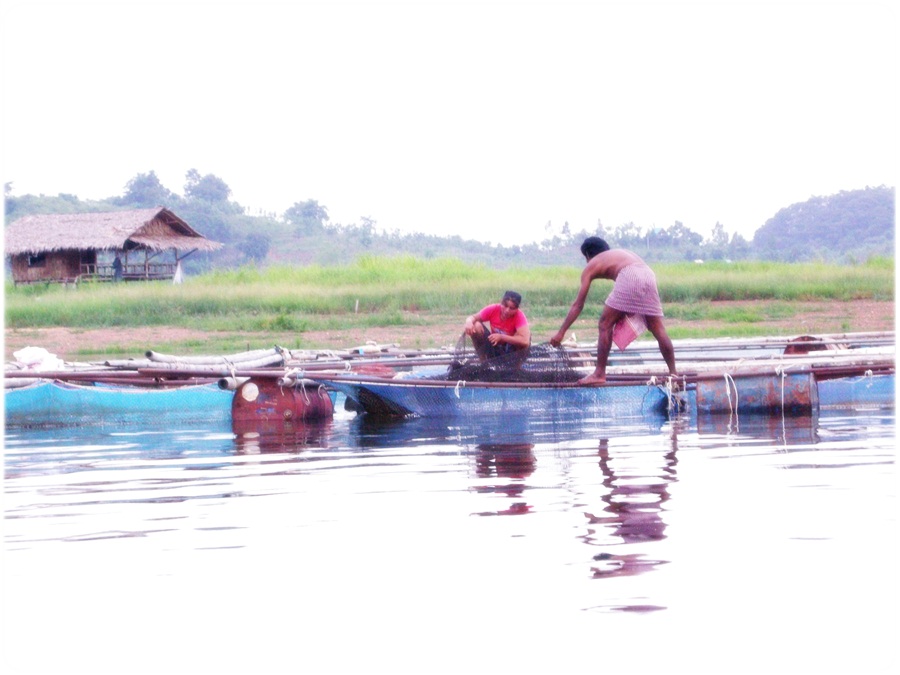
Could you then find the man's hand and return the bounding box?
[549,331,565,347]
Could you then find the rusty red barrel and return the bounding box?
[695,372,818,414]
[232,378,335,423]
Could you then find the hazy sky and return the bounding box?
[1,0,896,244]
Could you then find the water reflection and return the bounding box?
[583,419,681,582]
[4,401,895,674]
[348,407,669,449]
[696,409,818,444]
[470,443,536,516]
[473,443,536,480]
[232,417,334,454]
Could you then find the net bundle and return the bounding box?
[433,334,585,384]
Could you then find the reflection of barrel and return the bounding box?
[233,416,333,453]
[696,410,818,444]
[231,378,335,424]
[695,372,818,414]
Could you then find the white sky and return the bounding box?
[1,0,896,244]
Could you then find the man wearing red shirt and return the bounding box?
[464,290,531,361]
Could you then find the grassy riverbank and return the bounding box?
[5,256,895,359]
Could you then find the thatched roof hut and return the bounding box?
[5,207,222,284]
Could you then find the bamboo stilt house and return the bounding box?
[5,207,222,284]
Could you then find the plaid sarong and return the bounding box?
[605,263,664,317]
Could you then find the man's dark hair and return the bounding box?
[502,290,522,307]
[581,237,610,260]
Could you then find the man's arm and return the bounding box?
[549,272,593,346]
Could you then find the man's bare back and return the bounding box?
[583,249,647,282]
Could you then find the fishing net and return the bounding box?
[434,333,586,384]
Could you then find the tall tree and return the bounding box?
[121,171,173,207]
[239,232,272,263]
[184,169,232,203]
[284,199,330,235]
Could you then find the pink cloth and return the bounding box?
[612,314,647,350]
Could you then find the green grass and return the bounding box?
[5,256,894,341]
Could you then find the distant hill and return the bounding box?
[753,186,894,262]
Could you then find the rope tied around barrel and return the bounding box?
[723,372,739,415]
[299,379,312,405]
[774,367,788,441]
[660,374,687,413]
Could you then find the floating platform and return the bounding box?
[4,332,894,427]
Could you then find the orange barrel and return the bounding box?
[231,378,335,423]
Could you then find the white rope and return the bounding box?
[454,380,466,398]
[664,376,676,412]
[775,367,787,445]
[723,372,738,415]
[775,367,787,404]
[300,380,311,404]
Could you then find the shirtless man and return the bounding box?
[550,237,676,385]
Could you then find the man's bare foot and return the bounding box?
[577,373,606,386]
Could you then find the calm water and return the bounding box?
[3,397,896,675]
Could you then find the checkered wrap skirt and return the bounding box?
[605,263,664,317]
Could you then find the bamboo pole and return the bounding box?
[6,332,894,388]
[146,347,283,363]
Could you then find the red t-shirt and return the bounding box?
[477,304,528,336]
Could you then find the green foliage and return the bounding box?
[118,171,173,207]
[238,232,272,263]
[4,193,117,222]
[285,199,329,235]
[753,186,895,262]
[184,169,232,204]
[4,171,894,272]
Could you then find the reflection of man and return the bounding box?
[586,436,678,579]
[471,443,535,516]
[595,438,670,542]
[474,443,535,480]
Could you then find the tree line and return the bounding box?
[4,171,894,274]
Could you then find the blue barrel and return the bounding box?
[695,372,818,414]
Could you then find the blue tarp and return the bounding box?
[4,380,233,428]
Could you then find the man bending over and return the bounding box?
[550,237,676,385]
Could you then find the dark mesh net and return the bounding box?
[435,334,585,383]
